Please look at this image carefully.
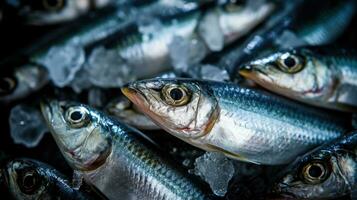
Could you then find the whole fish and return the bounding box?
[0,64,48,104]
[122,79,350,165]
[105,95,160,130]
[41,100,209,200]
[4,0,110,25]
[2,158,105,200]
[86,1,274,80]
[272,131,357,200]
[219,0,356,77]
[239,47,357,112]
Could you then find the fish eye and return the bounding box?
[42,0,65,11]
[301,160,330,184]
[18,170,41,194]
[65,106,89,128]
[277,53,304,74]
[0,77,17,96]
[162,84,190,106]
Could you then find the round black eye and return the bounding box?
[162,85,190,107]
[0,77,17,95]
[277,53,304,74]
[43,0,65,11]
[169,88,184,101]
[301,160,330,184]
[19,170,41,194]
[308,165,323,178]
[283,56,297,68]
[70,111,83,121]
[66,106,89,128]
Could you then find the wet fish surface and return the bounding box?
[272,131,357,200]
[41,100,209,200]
[122,79,350,165]
[2,158,104,200]
[240,47,357,112]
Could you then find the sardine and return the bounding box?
[41,100,209,200]
[105,95,160,130]
[87,1,274,79]
[2,158,105,200]
[239,47,357,112]
[0,64,48,104]
[5,0,101,25]
[122,79,350,165]
[220,0,356,77]
[272,131,357,200]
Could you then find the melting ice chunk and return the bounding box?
[200,64,230,82]
[194,152,235,196]
[169,36,207,73]
[69,67,93,93]
[9,104,48,148]
[35,44,85,87]
[85,47,134,88]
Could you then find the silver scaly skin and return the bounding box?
[97,2,275,78]
[272,131,357,199]
[41,100,208,200]
[240,47,357,112]
[3,158,100,200]
[122,79,350,165]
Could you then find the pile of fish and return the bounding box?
[0,0,357,199]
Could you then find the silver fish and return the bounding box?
[41,100,208,200]
[122,79,350,165]
[239,47,357,112]
[272,131,357,200]
[3,158,103,200]
[0,64,48,104]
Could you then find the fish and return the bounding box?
[272,131,357,200]
[239,47,357,112]
[2,158,105,200]
[122,78,350,165]
[219,0,356,77]
[0,64,48,104]
[4,0,101,25]
[41,100,209,200]
[86,1,274,79]
[105,95,160,130]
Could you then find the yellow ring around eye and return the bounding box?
[65,106,89,128]
[277,53,304,74]
[162,84,190,107]
[301,161,330,184]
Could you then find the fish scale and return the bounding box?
[122,79,350,165]
[41,100,208,200]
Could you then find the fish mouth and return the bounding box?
[121,86,149,110]
[40,99,55,125]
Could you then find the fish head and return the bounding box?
[4,159,53,199]
[41,100,112,171]
[6,0,92,25]
[122,79,219,139]
[273,149,354,199]
[239,49,334,100]
[0,65,48,103]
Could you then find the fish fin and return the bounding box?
[205,144,262,165]
[72,170,84,190]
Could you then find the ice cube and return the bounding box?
[169,36,207,73]
[85,47,134,88]
[69,67,93,93]
[198,8,224,52]
[34,44,85,87]
[200,64,230,82]
[194,152,235,196]
[274,30,308,49]
[9,104,48,148]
